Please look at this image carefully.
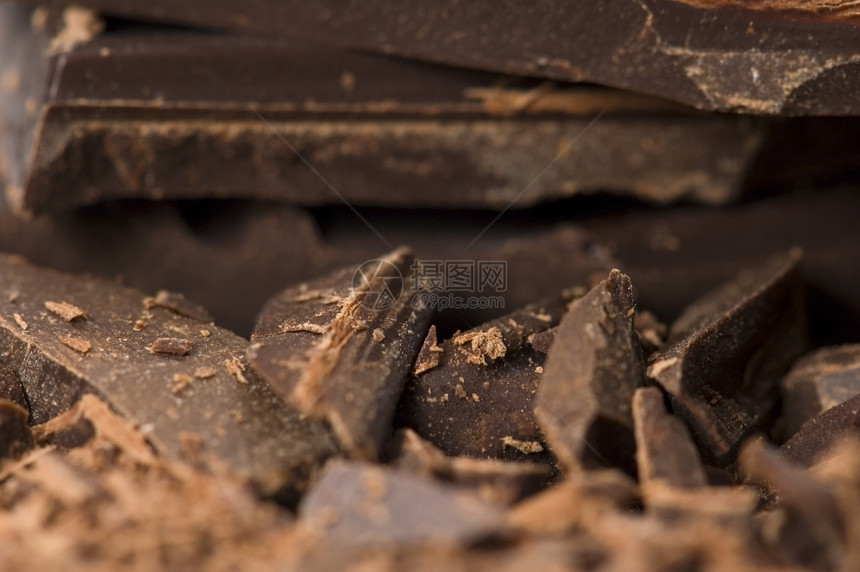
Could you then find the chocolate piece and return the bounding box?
[249,248,432,460]
[299,460,505,546]
[0,399,33,459]
[0,254,337,496]
[780,393,860,468]
[646,251,808,465]
[9,1,860,115]
[0,363,27,410]
[779,345,860,440]
[397,294,575,460]
[412,325,443,376]
[535,270,644,474]
[390,428,547,505]
[632,387,707,489]
[0,5,767,214]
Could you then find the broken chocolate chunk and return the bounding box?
[535,270,644,475]
[780,393,860,468]
[0,398,33,459]
[632,387,707,489]
[779,345,860,440]
[299,459,505,546]
[647,251,808,465]
[0,254,337,496]
[249,248,432,461]
[398,293,575,460]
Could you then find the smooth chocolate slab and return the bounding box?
[0,254,337,496]
[779,345,860,440]
[8,1,860,115]
[249,248,432,461]
[397,294,575,461]
[299,460,505,546]
[632,387,707,489]
[646,251,808,465]
[535,270,645,475]
[0,5,768,214]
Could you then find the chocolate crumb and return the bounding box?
[60,335,91,354]
[12,313,27,330]
[171,374,194,395]
[454,327,506,365]
[224,357,249,384]
[150,337,193,356]
[194,367,217,379]
[45,300,86,321]
[501,436,544,454]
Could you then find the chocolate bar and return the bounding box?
[0,4,771,214]
[8,1,860,115]
[0,254,337,496]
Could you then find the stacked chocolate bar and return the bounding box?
[1,1,860,569]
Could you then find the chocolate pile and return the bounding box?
[1,2,860,570]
